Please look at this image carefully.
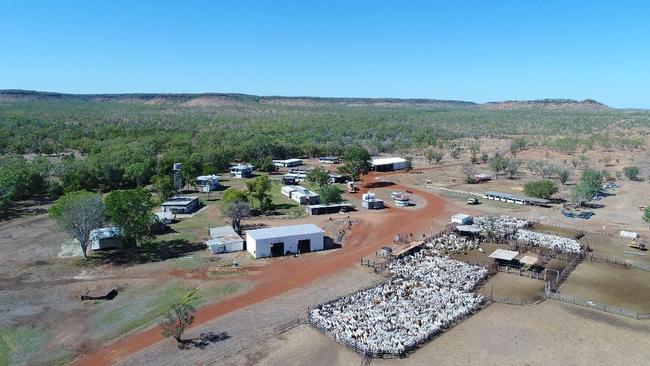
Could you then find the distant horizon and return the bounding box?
[2,88,637,109]
[2,1,649,108]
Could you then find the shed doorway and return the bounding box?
[297,239,311,253]
[271,242,285,257]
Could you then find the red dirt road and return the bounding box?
[72,175,452,365]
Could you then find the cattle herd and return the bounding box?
[428,234,480,253]
[473,215,582,254]
[309,216,583,356]
[309,245,487,355]
[513,229,582,253]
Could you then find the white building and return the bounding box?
[161,196,199,214]
[273,158,303,168]
[362,192,384,209]
[196,175,220,192]
[281,185,320,205]
[206,226,244,254]
[451,213,473,225]
[246,224,325,258]
[230,164,254,178]
[619,230,639,239]
[319,156,340,164]
[90,227,122,250]
[371,157,408,172]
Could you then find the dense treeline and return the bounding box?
[1,95,650,215]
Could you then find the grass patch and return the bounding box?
[0,326,73,366]
[87,281,242,345]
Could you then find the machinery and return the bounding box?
[629,241,647,251]
[467,197,479,205]
[347,181,358,193]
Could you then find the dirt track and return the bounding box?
[72,174,454,365]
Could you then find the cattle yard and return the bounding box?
[1,149,649,366]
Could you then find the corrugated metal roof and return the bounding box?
[455,225,480,233]
[306,203,353,209]
[371,157,407,166]
[484,191,550,204]
[452,213,472,220]
[246,224,324,240]
[209,225,240,239]
[196,175,220,181]
[273,158,302,164]
[488,249,519,260]
[90,227,122,240]
[162,196,198,206]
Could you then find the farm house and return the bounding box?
[90,227,122,250]
[161,196,199,214]
[328,173,347,183]
[273,158,303,168]
[206,226,244,254]
[246,224,325,258]
[281,185,320,205]
[371,157,408,172]
[319,156,340,164]
[230,164,254,178]
[305,203,353,215]
[196,174,220,192]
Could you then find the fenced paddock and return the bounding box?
[273,317,303,335]
[491,294,544,306]
[558,261,650,313]
[307,302,489,359]
[547,292,650,320]
[312,252,488,359]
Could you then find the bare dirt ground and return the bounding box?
[242,301,649,366]
[71,173,458,365]
[559,261,650,312]
[0,214,67,277]
[116,266,382,366]
[480,272,546,299]
[397,140,650,235]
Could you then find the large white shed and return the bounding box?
[451,213,473,225]
[371,157,408,172]
[246,224,325,258]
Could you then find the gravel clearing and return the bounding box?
[117,266,382,366]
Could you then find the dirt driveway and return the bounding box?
[72,174,457,365]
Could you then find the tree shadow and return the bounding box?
[0,196,52,222]
[90,239,206,266]
[178,332,231,350]
[241,223,268,231]
[363,181,396,189]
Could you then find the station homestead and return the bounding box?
[1,92,649,366]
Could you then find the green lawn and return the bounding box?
[87,280,242,345]
[0,326,73,366]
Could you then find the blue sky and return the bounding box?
[1,1,649,108]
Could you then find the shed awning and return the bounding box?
[455,225,481,234]
[488,249,519,261]
[519,255,538,265]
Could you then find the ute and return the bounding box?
[346,181,358,193]
[467,197,479,205]
[629,242,647,251]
